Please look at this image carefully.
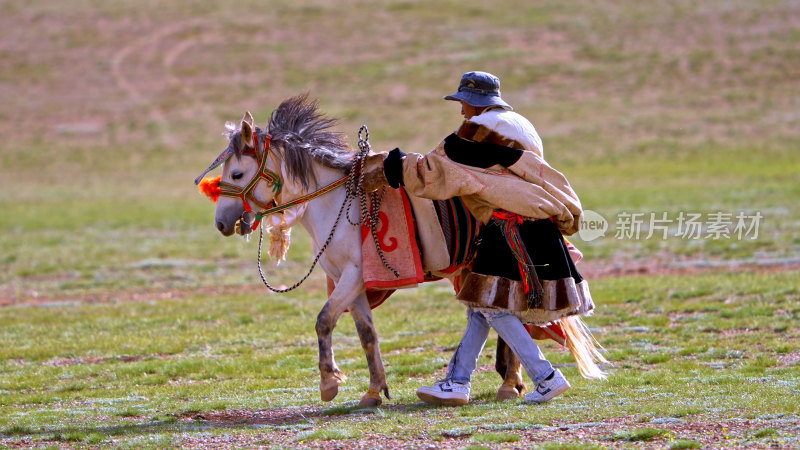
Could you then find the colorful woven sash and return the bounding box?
[491,210,543,309]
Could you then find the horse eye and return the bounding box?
[232,170,244,180]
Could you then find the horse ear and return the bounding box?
[242,111,254,127]
[241,120,254,147]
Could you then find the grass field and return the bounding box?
[1,0,799,447]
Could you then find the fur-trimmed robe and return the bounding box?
[399,107,593,325]
[399,109,583,236]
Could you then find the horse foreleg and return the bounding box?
[495,337,526,400]
[349,294,390,407]
[316,300,349,402]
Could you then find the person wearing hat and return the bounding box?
[363,71,598,405]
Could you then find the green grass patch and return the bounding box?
[115,408,143,418]
[294,428,362,441]
[1,425,35,435]
[669,440,702,449]
[84,432,106,445]
[471,432,521,443]
[611,427,667,442]
[753,427,778,438]
[642,353,672,364]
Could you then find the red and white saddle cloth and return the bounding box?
[327,187,425,312]
[361,188,426,290]
[327,187,569,345]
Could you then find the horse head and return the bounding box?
[213,111,280,236]
[199,95,356,237]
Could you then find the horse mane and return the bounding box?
[265,93,354,189]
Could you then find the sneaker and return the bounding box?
[524,369,570,404]
[416,379,470,406]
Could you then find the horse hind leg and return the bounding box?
[350,295,390,407]
[316,302,347,402]
[495,337,526,400]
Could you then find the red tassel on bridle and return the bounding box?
[198,176,222,203]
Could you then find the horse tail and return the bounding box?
[560,315,609,379]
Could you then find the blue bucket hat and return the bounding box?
[443,71,512,110]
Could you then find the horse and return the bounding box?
[203,94,604,407]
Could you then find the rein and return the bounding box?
[254,125,398,294]
[253,175,348,223]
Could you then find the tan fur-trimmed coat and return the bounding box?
[400,110,583,235]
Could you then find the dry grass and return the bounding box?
[2,1,797,147]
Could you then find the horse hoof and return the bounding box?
[358,391,383,408]
[496,385,521,401]
[320,379,341,402]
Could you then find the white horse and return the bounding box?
[203,94,604,407]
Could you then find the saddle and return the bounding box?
[327,188,472,307]
[360,188,478,290]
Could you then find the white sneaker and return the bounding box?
[416,379,470,406]
[524,369,570,403]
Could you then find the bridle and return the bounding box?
[217,134,282,219]
[216,133,351,231]
[197,125,396,293]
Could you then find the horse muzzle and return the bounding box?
[216,211,255,237]
[236,213,255,236]
[216,219,236,236]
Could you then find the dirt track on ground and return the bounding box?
[174,407,796,448]
[2,258,798,308]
